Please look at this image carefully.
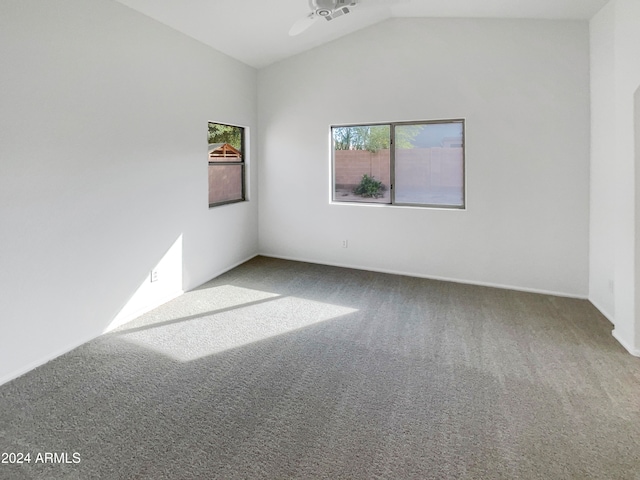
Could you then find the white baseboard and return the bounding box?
[588,298,615,324]
[108,254,260,332]
[1,254,260,387]
[612,329,640,357]
[201,253,260,286]
[588,300,640,357]
[1,284,183,385]
[259,253,588,300]
[0,331,102,387]
[104,288,185,333]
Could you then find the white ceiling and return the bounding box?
[115,0,610,68]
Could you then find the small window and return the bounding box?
[332,120,465,209]
[208,122,245,207]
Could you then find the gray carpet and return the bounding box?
[1,256,639,479]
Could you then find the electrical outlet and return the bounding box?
[342,239,348,248]
[150,269,159,283]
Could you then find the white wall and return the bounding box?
[589,2,616,321]
[258,18,590,297]
[637,86,640,353]
[0,0,258,384]
[590,0,640,356]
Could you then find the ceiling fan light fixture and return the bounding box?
[290,0,371,35]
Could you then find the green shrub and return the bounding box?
[354,174,385,198]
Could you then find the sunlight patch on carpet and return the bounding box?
[114,284,282,332]
[117,286,358,362]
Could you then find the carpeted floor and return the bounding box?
[1,256,639,479]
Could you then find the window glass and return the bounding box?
[208,164,243,205]
[208,122,245,207]
[332,120,464,209]
[332,125,391,204]
[394,122,464,207]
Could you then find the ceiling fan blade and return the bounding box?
[289,15,317,36]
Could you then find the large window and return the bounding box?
[208,122,245,207]
[332,120,465,208]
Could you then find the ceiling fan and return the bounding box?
[289,0,406,36]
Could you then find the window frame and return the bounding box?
[331,119,466,210]
[207,122,246,208]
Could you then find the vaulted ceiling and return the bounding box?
[115,0,610,68]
